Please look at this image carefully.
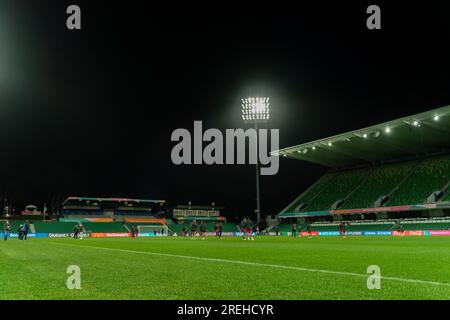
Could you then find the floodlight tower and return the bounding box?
[241,97,270,223]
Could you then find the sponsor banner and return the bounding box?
[90,232,131,238]
[105,232,131,237]
[236,232,256,236]
[319,231,339,236]
[7,233,48,238]
[138,233,166,237]
[299,232,319,236]
[48,233,76,238]
[425,230,450,236]
[223,232,234,237]
[393,230,424,236]
[362,231,392,236]
[347,231,362,236]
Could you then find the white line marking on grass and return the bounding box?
[38,241,450,288]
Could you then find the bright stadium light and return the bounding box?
[434,115,440,121]
[328,142,332,146]
[241,96,271,224]
[385,127,391,133]
[413,120,420,127]
[363,133,368,138]
[312,146,316,150]
[241,97,270,123]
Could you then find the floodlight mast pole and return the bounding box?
[255,121,261,224]
[242,97,268,224]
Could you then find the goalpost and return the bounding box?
[137,225,169,236]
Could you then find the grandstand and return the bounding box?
[273,105,450,229]
[62,196,166,217]
[0,201,240,238]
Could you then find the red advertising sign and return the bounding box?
[393,230,424,236]
[90,232,131,238]
[299,232,319,236]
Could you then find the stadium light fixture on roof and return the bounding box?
[362,133,368,138]
[413,120,421,127]
[312,146,316,150]
[241,97,270,123]
[385,127,391,133]
[327,142,332,146]
[434,115,440,121]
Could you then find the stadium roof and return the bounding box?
[273,105,450,168]
[62,196,165,207]
[175,204,225,210]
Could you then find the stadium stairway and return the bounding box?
[304,167,372,212]
[341,161,415,209]
[386,155,450,206]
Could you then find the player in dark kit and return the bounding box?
[17,224,24,240]
[73,224,79,239]
[22,222,30,240]
[391,220,404,235]
[291,224,297,238]
[190,221,198,239]
[214,223,219,237]
[338,222,347,238]
[218,223,223,239]
[200,223,207,240]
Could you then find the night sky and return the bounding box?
[1,1,450,218]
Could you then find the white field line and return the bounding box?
[38,241,450,288]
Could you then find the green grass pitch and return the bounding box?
[1,236,450,299]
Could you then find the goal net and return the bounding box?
[137,225,169,236]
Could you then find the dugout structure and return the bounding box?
[274,105,450,221]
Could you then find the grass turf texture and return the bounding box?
[1,236,450,300]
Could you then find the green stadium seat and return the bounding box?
[304,167,371,211]
[281,154,450,215]
[342,161,414,209]
[387,155,450,206]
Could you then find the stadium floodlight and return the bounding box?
[413,120,420,127]
[241,97,270,123]
[434,115,440,121]
[241,96,270,224]
[312,146,316,150]
[385,127,391,133]
[362,133,368,138]
[328,142,332,146]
